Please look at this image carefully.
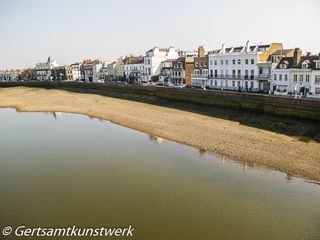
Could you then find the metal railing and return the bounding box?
[208,75,258,80]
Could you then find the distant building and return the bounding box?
[159,60,175,83]
[143,47,179,82]
[191,46,209,88]
[257,49,295,93]
[0,69,23,81]
[51,66,74,81]
[208,42,283,92]
[35,56,59,81]
[170,55,195,85]
[20,68,36,81]
[123,56,144,83]
[271,49,320,98]
[82,59,103,83]
[70,63,82,81]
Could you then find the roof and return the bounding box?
[208,44,272,55]
[123,56,144,65]
[275,55,320,69]
[270,49,295,56]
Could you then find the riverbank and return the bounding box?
[1,87,320,181]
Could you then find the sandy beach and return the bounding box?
[1,86,319,181]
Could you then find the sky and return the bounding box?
[0,0,319,69]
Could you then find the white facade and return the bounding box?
[206,42,283,92]
[208,43,263,91]
[271,52,320,98]
[70,63,81,81]
[124,62,144,82]
[143,47,179,81]
[311,69,320,98]
[35,57,59,81]
[83,62,103,83]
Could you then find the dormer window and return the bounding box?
[280,64,287,69]
[302,63,308,68]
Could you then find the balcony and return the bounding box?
[208,75,258,80]
[191,74,208,79]
[257,74,271,80]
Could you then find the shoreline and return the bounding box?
[1,87,320,181]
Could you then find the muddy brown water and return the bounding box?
[0,108,319,240]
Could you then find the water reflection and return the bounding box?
[148,134,164,144]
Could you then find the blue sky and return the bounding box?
[0,0,319,69]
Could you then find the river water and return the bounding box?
[0,108,319,240]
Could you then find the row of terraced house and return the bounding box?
[1,41,320,98]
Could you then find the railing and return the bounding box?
[258,74,271,79]
[208,75,259,80]
[191,74,208,78]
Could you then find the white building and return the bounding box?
[207,42,284,92]
[35,56,59,81]
[123,56,144,83]
[143,47,179,82]
[70,63,82,81]
[82,59,103,83]
[271,49,320,98]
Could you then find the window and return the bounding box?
[195,62,199,68]
[226,60,229,65]
[250,81,254,89]
[302,62,308,68]
[220,70,224,77]
[214,60,217,65]
[221,60,224,65]
[225,70,229,77]
[315,75,320,84]
[238,59,241,65]
[210,60,213,66]
[232,81,235,87]
[232,70,236,77]
[306,75,310,83]
[232,59,236,65]
[214,70,218,77]
[214,80,217,86]
[274,74,277,81]
[316,87,320,94]
[294,74,297,82]
[210,70,213,77]
[245,59,249,65]
[251,59,254,64]
[285,74,288,81]
[237,69,241,77]
[279,74,282,81]
[316,61,320,69]
[300,74,303,82]
[245,70,249,79]
[250,70,254,79]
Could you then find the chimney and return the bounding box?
[306,52,311,56]
[221,44,226,54]
[293,48,302,67]
[198,46,205,57]
[245,40,250,52]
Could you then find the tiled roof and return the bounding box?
[276,55,320,69]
